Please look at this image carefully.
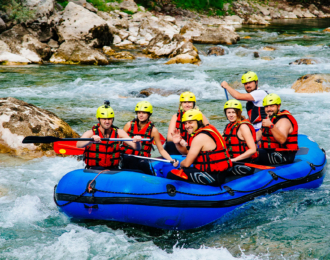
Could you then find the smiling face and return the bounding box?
[181,101,194,112]
[226,108,238,123]
[136,111,150,122]
[99,118,113,130]
[244,81,257,93]
[184,120,198,135]
[265,104,280,117]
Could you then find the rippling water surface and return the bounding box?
[1,19,330,259]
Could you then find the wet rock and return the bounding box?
[291,74,330,93]
[139,88,188,97]
[110,51,135,60]
[0,52,30,65]
[0,40,10,52]
[261,56,274,61]
[55,2,113,46]
[253,52,259,58]
[262,46,276,51]
[243,36,251,39]
[0,97,79,158]
[207,46,225,56]
[289,59,319,65]
[0,18,6,33]
[23,0,55,18]
[119,0,138,13]
[103,46,115,55]
[166,41,200,65]
[192,26,240,45]
[50,40,108,65]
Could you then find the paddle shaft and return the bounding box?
[127,154,175,164]
[224,89,229,101]
[233,161,276,170]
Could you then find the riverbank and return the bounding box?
[0,0,330,66]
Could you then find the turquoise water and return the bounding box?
[1,19,330,259]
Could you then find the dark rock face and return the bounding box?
[207,46,225,56]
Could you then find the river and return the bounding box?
[1,18,330,259]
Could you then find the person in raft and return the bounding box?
[222,99,258,175]
[77,101,142,170]
[256,93,299,165]
[165,91,209,155]
[121,101,179,174]
[167,109,232,186]
[221,71,267,131]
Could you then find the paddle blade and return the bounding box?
[53,141,84,155]
[22,136,62,143]
[244,163,276,170]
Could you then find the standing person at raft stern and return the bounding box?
[221,71,267,131]
[165,91,209,155]
[256,93,299,165]
[77,101,142,170]
[223,100,258,175]
[167,109,232,186]
[121,101,179,174]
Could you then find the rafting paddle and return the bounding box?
[127,154,178,164]
[53,141,84,155]
[22,136,152,144]
[224,89,229,101]
[233,162,276,170]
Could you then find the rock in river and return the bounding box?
[0,97,79,158]
[291,74,330,93]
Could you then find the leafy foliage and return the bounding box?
[0,0,36,22]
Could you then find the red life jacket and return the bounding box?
[84,124,122,168]
[223,119,258,159]
[188,124,233,173]
[246,90,268,124]
[121,119,154,157]
[261,110,299,150]
[176,110,189,141]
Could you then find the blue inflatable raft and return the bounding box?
[54,134,327,230]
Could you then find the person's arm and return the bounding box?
[118,129,141,151]
[261,117,292,144]
[123,122,131,133]
[179,135,204,168]
[167,114,178,141]
[221,81,255,101]
[202,113,209,125]
[230,125,257,162]
[256,129,262,141]
[152,128,179,167]
[76,130,97,148]
[171,129,188,155]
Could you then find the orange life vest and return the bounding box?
[121,119,154,157]
[176,110,189,141]
[188,124,233,173]
[261,110,298,150]
[223,119,258,159]
[84,124,122,168]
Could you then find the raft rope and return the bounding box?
[54,152,326,207]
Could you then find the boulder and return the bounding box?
[223,15,244,25]
[289,58,319,65]
[244,14,270,25]
[262,46,276,51]
[166,41,200,65]
[110,51,135,60]
[192,26,240,45]
[291,74,330,93]
[0,52,30,65]
[308,4,318,13]
[0,40,10,52]
[119,0,138,13]
[146,33,185,57]
[253,52,259,58]
[48,39,59,48]
[103,46,115,55]
[321,6,330,14]
[292,7,304,18]
[0,97,79,158]
[179,21,204,40]
[55,2,113,46]
[303,10,316,18]
[25,21,54,43]
[139,88,188,97]
[270,10,281,19]
[207,46,225,56]
[139,16,179,39]
[50,40,108,65]
[23,0,55,17]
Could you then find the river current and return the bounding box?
[1,19,330,259]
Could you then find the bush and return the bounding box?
[0,0,36,22]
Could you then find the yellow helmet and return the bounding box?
[135,101,153,114]
[263,93,281,107]
[96,105,115,119]
[182,109,203,122]
[180,91,196,102]
[224,99,243,111]
[241,71,258,84]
